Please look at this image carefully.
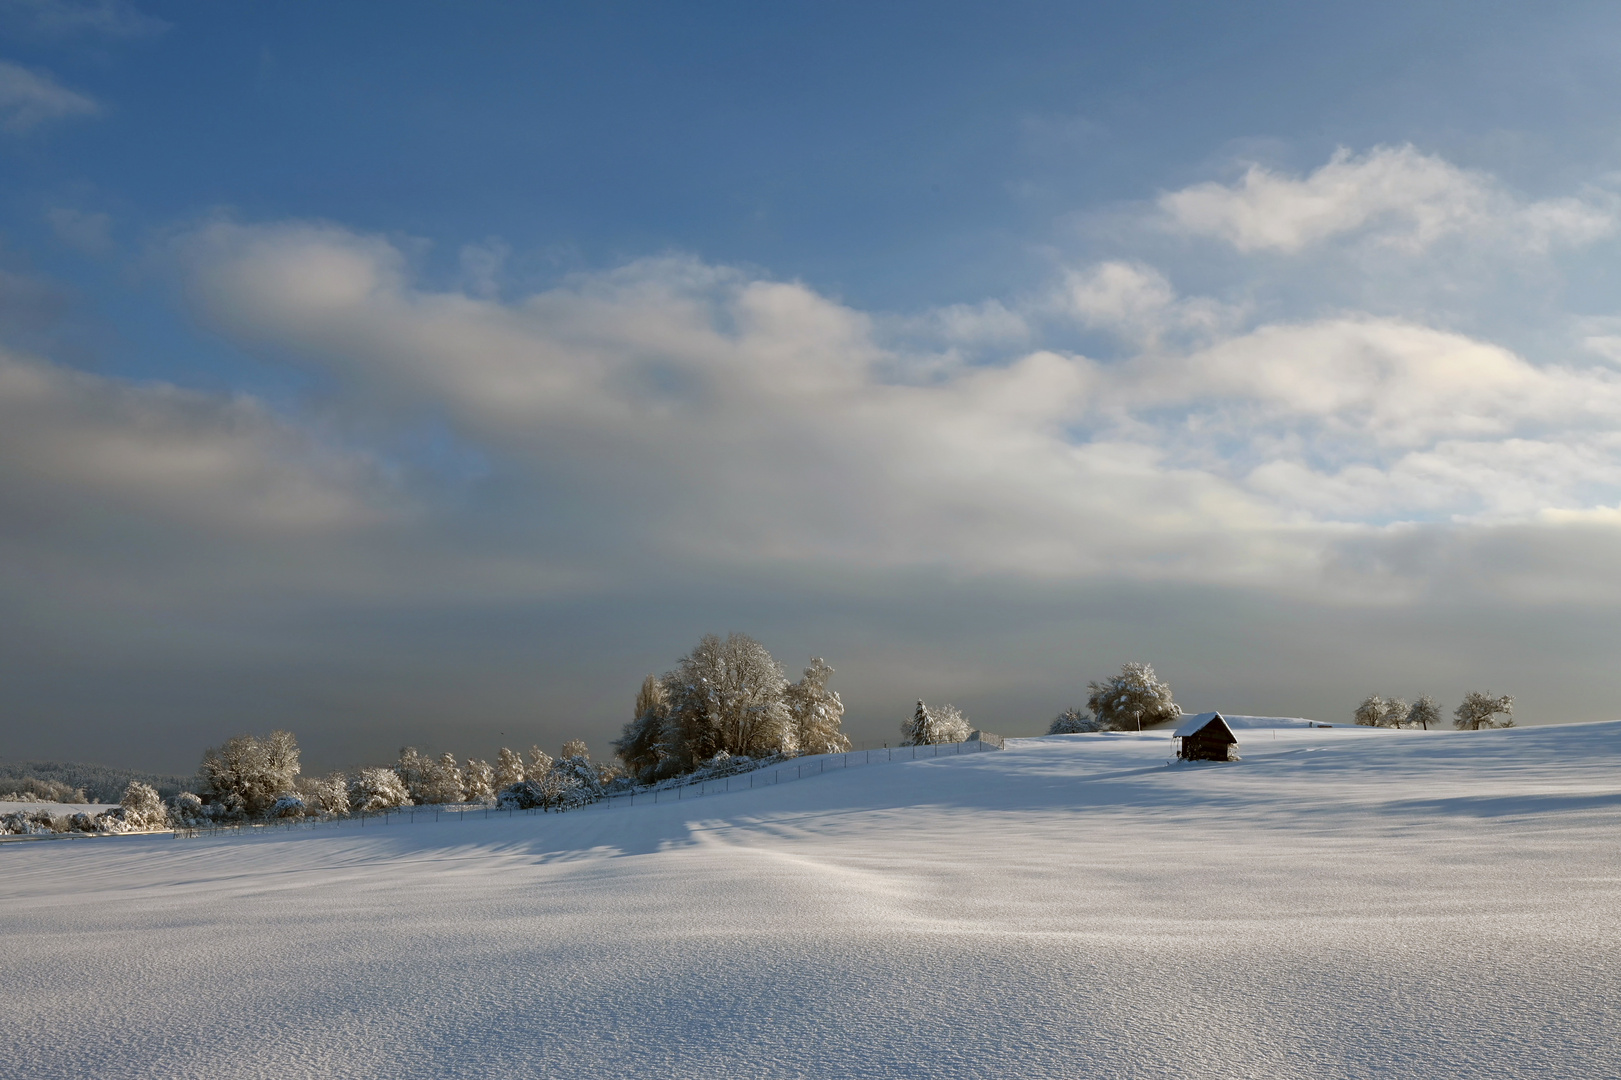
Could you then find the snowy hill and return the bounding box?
[5,720,1620,1079]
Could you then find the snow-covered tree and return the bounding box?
[526,745,554,779]
[1048,708,1100,734]
[784,658,851,756]
[900,700,932,745]
[494,747,526,789]
[169,791,208,827]
[547,749,604,810]
[932,704,971,743]
[497,779,547,809]
[303,773,351,817]
[616,637,843,782]
[901,700,972,745]
[1408,695,1441,730]
[1086,663,1181,731]
[1454,691,1514,730]
[395,747,465,804]
[663,633,792,769]
[615,674,670,782]
[349,768,412,813]
[271,793,307,818]
[200,730,301,818]
[1354,695,1410,728]
[119,781,169,829]
[436,753,464,801]
[462,758,496,803]
[396,747,433,801]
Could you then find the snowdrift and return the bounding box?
[4,720,1619,1079]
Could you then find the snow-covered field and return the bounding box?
[4,719,1619,1079]
[0,799,116,816]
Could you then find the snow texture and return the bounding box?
[3,720,1620,1078]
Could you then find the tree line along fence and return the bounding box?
[165,739,1000,841]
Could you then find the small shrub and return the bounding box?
[0,809,54,835]
[120,781,170,830]
[497,779,548,810]
[271,793,307,818]
[169,792,208,827]
[1048,708,1100,734]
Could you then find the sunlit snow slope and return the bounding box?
[4,721,1620,1079]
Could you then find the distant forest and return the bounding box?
[0,760,197,803]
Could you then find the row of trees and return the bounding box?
[2,729,635,833]
[1355,692,1514,730]
[614,634,849,784]
[10,632,849,833]
[180,732,624,824]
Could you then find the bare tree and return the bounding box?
[1087,663,1180,731]
[1454,691,1514,730]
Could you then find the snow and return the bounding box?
[1172,710,1230,737]
[4,721,1620,1078]
[0,799,116,816]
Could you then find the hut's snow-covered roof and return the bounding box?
[1173,712,1237,740]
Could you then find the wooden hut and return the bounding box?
[1172,712,1240,761]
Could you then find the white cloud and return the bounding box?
[0,60,99,133]
[1158,145,1616,254]
[1054,261,1240,345]
[162,218,1621,605]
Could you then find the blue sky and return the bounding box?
[7,1,1621,771]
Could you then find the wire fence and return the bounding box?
[163,738,1001,841]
